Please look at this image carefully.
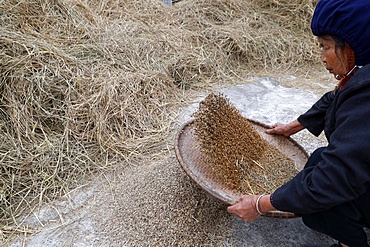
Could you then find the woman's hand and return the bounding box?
[227,195,261,222]
[265,119,304,137]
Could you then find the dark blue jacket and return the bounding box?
[271,64,370,214]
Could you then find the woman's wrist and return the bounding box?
[255,194,265,214]
[257,194,276,213]
[287,119,305,136]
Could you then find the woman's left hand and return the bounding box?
[227,195,261,222]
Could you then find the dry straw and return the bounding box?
[1,0,318,241]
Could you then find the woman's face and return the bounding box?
[318,35,355,80]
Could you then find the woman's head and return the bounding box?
[311,0,370,66]
[318,35,355,80]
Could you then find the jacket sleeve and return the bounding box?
[297,91,335,137]
[271,84,370,215]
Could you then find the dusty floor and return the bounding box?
[5,71,370,246]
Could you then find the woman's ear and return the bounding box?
[345,43,355,66]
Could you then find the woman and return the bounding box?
[227,1,370,246]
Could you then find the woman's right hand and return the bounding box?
[265,119,304,137]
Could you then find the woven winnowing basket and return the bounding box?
[175,119,309,218]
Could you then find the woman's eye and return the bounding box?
[321,45,330,51]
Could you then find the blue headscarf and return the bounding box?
[311,0,370,66]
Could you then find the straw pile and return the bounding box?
[192,93,298,194]
[1,0,318,241]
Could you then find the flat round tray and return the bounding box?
[174,119,309,218]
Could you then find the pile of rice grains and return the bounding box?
[192,93,299,195]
